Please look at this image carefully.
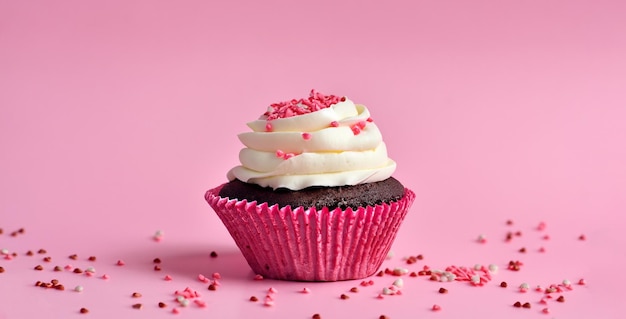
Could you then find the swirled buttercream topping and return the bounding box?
[227,90,396,190]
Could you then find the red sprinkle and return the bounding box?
[537,221,547,231]
[431,304,441,311]
[579,234,586,241]
[79,308,89,314]
[302,132,312,140]
[265,90,342,120]
[330,121,339,127]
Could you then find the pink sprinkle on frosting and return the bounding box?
[264,90,343,120]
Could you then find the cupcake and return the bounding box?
[205,90,414,281]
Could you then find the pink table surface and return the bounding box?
[1,1,625,318]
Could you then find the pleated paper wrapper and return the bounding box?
[205,184,415,281]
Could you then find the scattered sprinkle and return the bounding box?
[301,288,311,293]
[69,254,78,260]
[522,302,531,309]
[75,285,84,292]
[79,308,89,314]
[88,256,96,261]
[431,304,441,311]
[393,279,404,288]
[101,274,110,280]
[500,281,508,288]
[519,283,529,292]
[132,292,142,298]
[349,287,358,293]
[34,265,43,271]
[116,260,125,266]
[210,251,218,258]
[513,301,522,308]
[132,303,142,310]
[153,230,164,242]
[537,221,547,231]
[438,287,448,294]
[249,296,258,302]
[340,294,349,300]
[477,234,487,243]
[37,249,47,254]
[312,314,321,319]
[153,258,161,264]
[254,274,264,280]
[557,296,565,302]
[164,275,172,281]
[158,302,167,308]
[0,266,4,273]
[542,308,550,314]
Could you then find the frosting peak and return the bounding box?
[227,91,396,190]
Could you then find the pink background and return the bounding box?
[1,0,625,318]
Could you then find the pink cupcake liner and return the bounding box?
[205,184,415,281]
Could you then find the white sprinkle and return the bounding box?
[74,285,84,292]
[382,287,393,295]
[563,279,571,286]
[386,251,394,259]
[488,264,498,273]
[474,264,482,271]
[393,279,404,288]
[0,249,8,255]
[471,275,480,283]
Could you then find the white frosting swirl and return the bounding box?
[227,98,396,190]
